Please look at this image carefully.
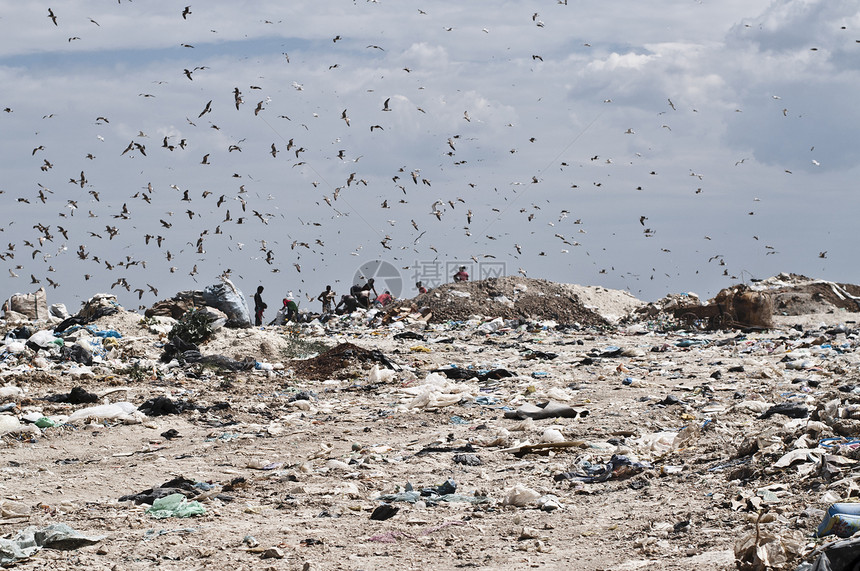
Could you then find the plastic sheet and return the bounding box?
[202,277,251,328]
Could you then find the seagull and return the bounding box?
[47,8,58,26]
[198,100,212,117]
[182,6,191,19]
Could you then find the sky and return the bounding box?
[1,0,859,314]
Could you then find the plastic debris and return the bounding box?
[0,523,105,565]
[145,493,206,519]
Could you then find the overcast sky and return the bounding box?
[1,0,858,313]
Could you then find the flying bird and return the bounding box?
[47,8,58,26]
[182,6,191,19]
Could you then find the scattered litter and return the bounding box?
[145,493,206,519]
[0,523,105,566]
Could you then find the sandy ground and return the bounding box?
[1,279,859,570]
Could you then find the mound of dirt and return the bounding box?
[385,276,611,326]
[289,342,393,380]
[751,273,860,315]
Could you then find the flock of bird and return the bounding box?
[0,4,826,310]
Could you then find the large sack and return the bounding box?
[7,288,49,320]
[145,290,206,319]
[714,285,773,329]
[77,293,121,321]
[202,278,251,328]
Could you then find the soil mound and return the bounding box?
[751,273,860,315]
[290,342,393,380]
[385,276,610,326]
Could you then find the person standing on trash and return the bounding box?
[282,293,299,323]
[253,286,266,326]
[362,278,378,298]
[317,285,335,314]
[453,266,469,282]
[416,281,428,294]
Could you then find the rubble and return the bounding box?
[0,274,858,569]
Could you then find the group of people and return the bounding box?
[251,265,469,326]
[334,278,394,315]
[251,279,395,326]
[253,285,299,326]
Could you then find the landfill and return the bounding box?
[1,272,860,569]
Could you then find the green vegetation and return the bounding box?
[168,308,214,345]
[280,323,330,359]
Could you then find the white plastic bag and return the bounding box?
[67,402,144,424]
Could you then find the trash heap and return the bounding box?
[0,274,858,569]
[382,276,613,326]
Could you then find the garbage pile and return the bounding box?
[0,274,858,569]
[382,276,611,326]
[750,273,860,315]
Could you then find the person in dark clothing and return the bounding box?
[253,285,266,326]
[355,278,378,309]
[335,294,358,314]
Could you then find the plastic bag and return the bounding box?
[146,493,206,519]
[502,484,541,507]
[817,503,860,538]
[27,330,63,348]
[0,415,39,436]
[202,277,251,328]
[67,402,143,424]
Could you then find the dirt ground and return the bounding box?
[1,275,860,570]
